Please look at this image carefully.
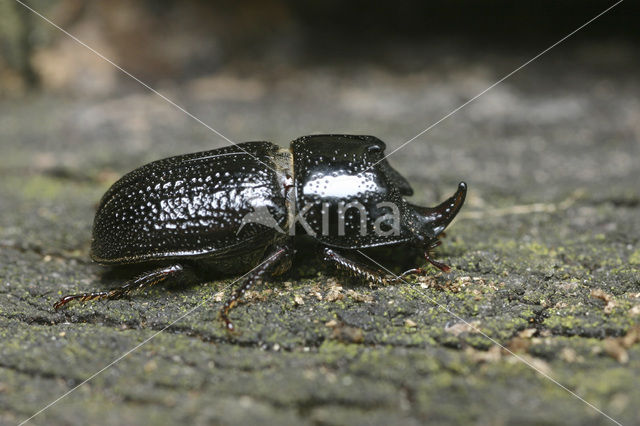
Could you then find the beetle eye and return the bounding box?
[367,144,382,153]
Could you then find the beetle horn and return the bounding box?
[412,182,467,236]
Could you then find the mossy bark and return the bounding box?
[1,43,639,425]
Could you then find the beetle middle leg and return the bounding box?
[220,244,292,332]
[53,264,185,309]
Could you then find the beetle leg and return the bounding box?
[220,245,291,332]
[53,264,184,309]
[322,247,390,286]
[401,254,450,277]
[396,240,450,278]
[424,239,450,272]
[395,267,426,279]
[424,251,450,273]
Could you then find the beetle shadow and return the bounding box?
[92,236,452,296]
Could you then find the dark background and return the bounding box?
[2,0,639,94]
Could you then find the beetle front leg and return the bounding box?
[397,241,451,279]
[53,264,185,309]
[220,244,292,332]
[322,247,391,286]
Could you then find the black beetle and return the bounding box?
[54,134,467,330]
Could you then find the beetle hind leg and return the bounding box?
[53,264,185,309]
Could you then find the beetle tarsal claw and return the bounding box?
[394,268,426,280]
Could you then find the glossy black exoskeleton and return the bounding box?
[54,135,467,331]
